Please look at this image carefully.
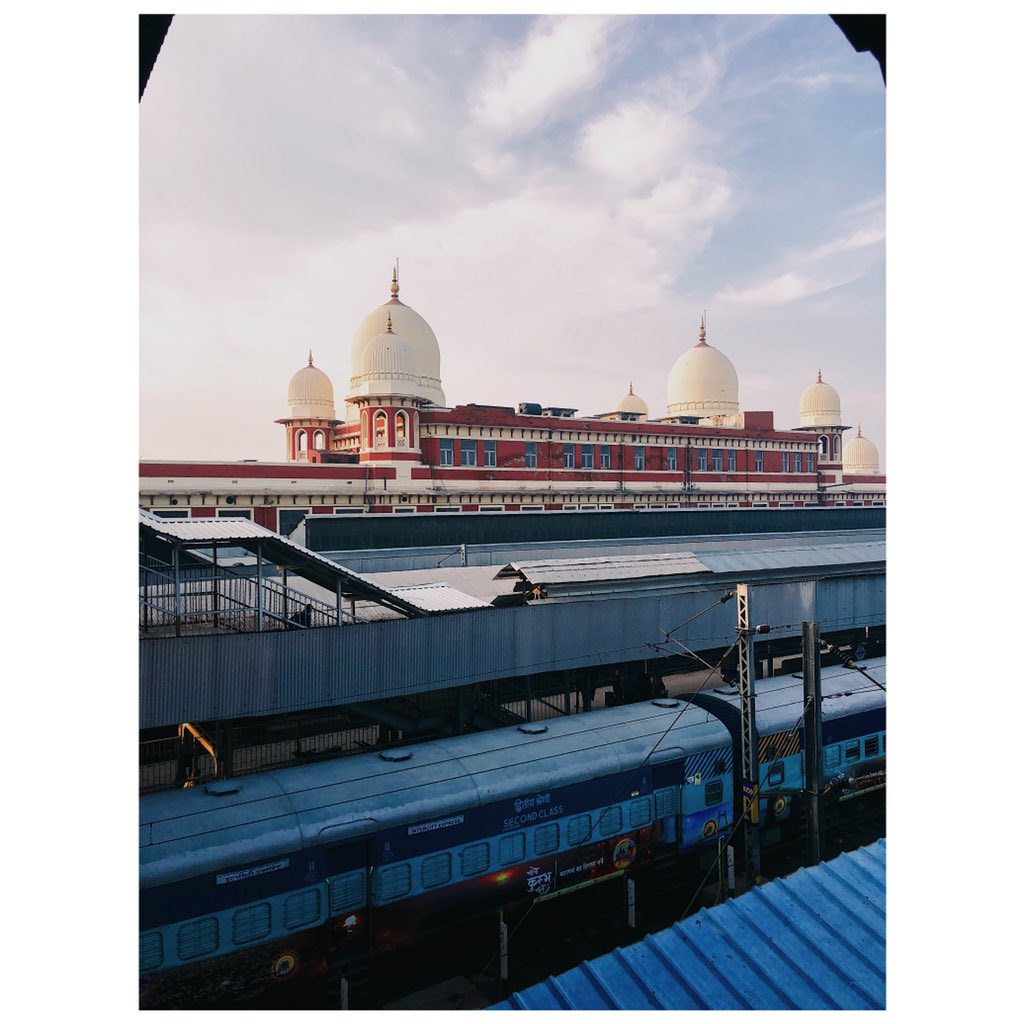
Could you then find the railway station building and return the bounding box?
[139,269,884,532]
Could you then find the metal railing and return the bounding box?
[139,555,362,637]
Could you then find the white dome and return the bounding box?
[287,353,336,419]
[800,371,842,427]
[617,384,648,418]
[667,319,739,417]
[351,317,418,395]
[349,270,445,412]
[843,425,880,475]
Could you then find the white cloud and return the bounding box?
[472,15,623,137]
[578,99,691,184]
[809,226,885,260]
[716,272,831,306]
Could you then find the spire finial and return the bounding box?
[628,381,634,395]
[385,311,393,333]
[817,369,822,383]
[857,423,863,438]
[390,261,400,299]
[308,349,313,366]
[697,312,707,345]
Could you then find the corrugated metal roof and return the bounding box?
[699,540,885,574]
[496,552,711,585]
[388,582,491,612]
[490,840,885,1011]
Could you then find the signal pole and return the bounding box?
[735,584,761,888]
[802,620,824,866]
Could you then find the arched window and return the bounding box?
[313,429,325,449]
[395,411,408,447]
[296,429,307,453]
[374,411,388,448]
[818,435,829,458]
[361,412,369,448]
[833,433,842,461]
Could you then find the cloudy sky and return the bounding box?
[140,13,885,465]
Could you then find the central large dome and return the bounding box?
[348,269,445,414]
[666,318,739,417]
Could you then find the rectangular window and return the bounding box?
[328,871,366,914]
[727,450,736,472]
[177,918,219,961]
[460,440,477,466]
[378,864,412,903]
[865,735,880,757]
[628,796,653,829]
[140,931,163,973]
[581,444,594,469]
[284,889,322,930]
[567,814,592,846]
[712,450,723,471]
[232,903,271,945]
[667,448,677,471]
[217,509,251,520]
[534,823,559,855]
[655,787,678,818]
[794,452,802,472]
[781,452,790,473]
[524,441,537,468]
[498,832,526,865]
[704,780,724,807]
[807,453,814,472]
[484,440,497,467]
[634,447,645,470]
[754,450,764,472]
[598,805,623,836]
[845,741,861,763]
[600,445,611,469]
[767,764,785,787]
[825,745,841,769]
[439,438,454,466]
[151,508,188,519]
[460,843,490,877]
[421,852,452,889]
[563,444,575,468]
[698,449,708,471]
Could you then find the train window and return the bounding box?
[498,832,526,865]
[377,864,412,903]
[767,764,784,787]
[883,733,887,752]
[629,796,653,829]
[567,814,592,846]
[460,843,490,877]
[232,903,271,945]
[598,805,623,836]
[139,931,163,973]
[177,918,218,961]
[825,745,841,769]
[865,735,880,757]
[845,741,861,762]
[655,787,678,819]
[534,823,559,855]
[421,852,452,889]
[704,780,724,807]
[328,871,367,915]
[285,889,322,930]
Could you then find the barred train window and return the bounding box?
[285,889,321,930]
[139,931,163,972]
[599,805,623,836]
[864,735,880,757]
[177,918,218,960]
[498,832,526,865]
[421,852,452,889]
[232,903,271,945]
[460,843,490,876]
[378,864,412,903]
[629,796,653,829]
[328,871,366,914]
[825,745,841,769]
[534,823,559,855]
[845,741,861,762]
[567,814,592,846]
[655,787,678,818]
[705,780,724,807]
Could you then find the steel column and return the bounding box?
[736,583,761,886]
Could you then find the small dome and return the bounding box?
[843,425,880,475]
[667,317,739,417]
[287,353,336,419]
[349,268,445,413]
[800,371,842,427]
[355,316,418,392]
[617,383,649,418]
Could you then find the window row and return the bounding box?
[824,732,886,769]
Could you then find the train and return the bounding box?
[139,658,886,1008]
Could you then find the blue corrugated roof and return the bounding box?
[489,840,885,1011]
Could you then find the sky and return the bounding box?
[139,12,886,467]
